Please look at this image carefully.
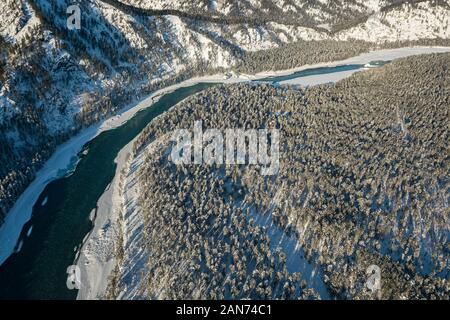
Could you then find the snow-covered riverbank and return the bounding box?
[75,138,132,300]
[250,46,450,79]
[76,129,171,299]
[257,46,450,86]
[1,45,449,269]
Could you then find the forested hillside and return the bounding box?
[121,0,448,33]
[109,53,449,299]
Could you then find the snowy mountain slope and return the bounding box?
[0,0,34,43]
[336,0,450,42]
[97,0,450,49]
[0,0,449,226]
[120,0,440,32]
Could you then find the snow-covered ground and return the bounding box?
[76,137,131,300]
[70,46,450,299]
[246,206,331,299]
[76,131,169,299]
[278,68,363,87]
[336,1,450,42]
[252,46,450,78]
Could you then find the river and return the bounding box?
[0,62,390,299]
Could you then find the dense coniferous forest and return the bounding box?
[107,53,449,299]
